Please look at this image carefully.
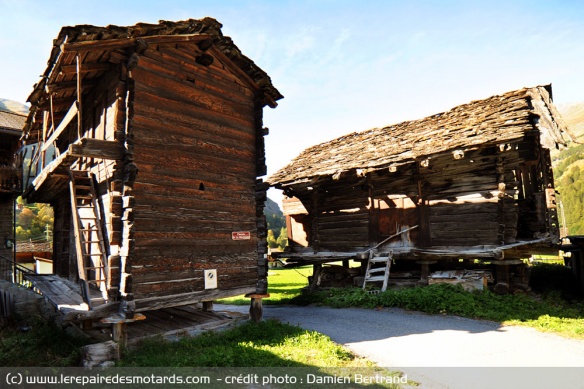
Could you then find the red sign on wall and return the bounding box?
[231,231,251,240]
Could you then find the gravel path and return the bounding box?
[219,304,584,388]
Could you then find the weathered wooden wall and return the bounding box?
[128,43,260,302]
[283,140,558,255]
[282,196,310,248]
[0,196,14,261]
[422,150,500,247]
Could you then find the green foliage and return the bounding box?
[0,318,89,366]
[276,226,288,249]
[556,165,584,234]
[296,283,584,338]
[264,197,286,246]
[267,230,279,248]
[15,197,53,242]
[554,144,584,178]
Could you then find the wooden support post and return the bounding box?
[493,259,523,295]
[76,54,83,140]
[310,264,323,292]
[245,293,269,323]
[101,313,146,347]
[112,322,127,345]
[417,260,437,285]
[202,301,213,312]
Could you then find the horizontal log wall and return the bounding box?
[130,43,259,300]
[317,179,370,251]
[423,150,500,247]
[283,141,551,253]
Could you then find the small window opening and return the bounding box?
[199,182,205,191]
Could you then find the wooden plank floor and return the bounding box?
[126,305,247,345]
[24,274,249,343]
[24,274,106,313]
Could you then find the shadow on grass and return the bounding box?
[0,317,89,367]
[118,319,406,388]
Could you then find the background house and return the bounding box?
[268,85,572,293]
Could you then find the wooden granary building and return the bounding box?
[269,86,571,292]
[20,18,282,325]
[0,110,25,263]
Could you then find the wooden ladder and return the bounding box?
[362,250,392,292]
[69,170,109,309]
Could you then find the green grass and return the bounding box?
[119,319,407,387]
[0,318,89,366]
[217,266,313,305]
[119,319,370,368]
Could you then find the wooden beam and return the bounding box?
[41,102,78,152]
[38,96,76,111]
[46,79,98,94]
[68,138,124,160]
[76,55,82,139]
[61,34,211,53]
[59,62,112,75]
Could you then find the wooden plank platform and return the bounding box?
[24,274,106,315]
[126,305,247,346]
[25,274,249,345]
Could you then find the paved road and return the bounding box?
[219,304,584,388]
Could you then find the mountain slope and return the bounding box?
[0,98,29,115]
[555,102,584,235]
[558,102,584,142]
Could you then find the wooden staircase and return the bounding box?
[69,170,109,309]
[362,250,392,292]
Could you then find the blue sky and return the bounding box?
[1,0,583,202]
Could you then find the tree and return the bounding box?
[264,197,286,240]
[558,166,584,235]
[15,196,54,242]
[276,227,288,250]
[18,207,35,229]
[267,230,279,249]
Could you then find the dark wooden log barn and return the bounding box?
[269,86,572,293]
[20,18,282,333]
[0,110,24,265]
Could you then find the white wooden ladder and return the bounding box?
[362,250,392,292]
[69,170,109,309]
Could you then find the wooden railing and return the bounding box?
[0,254,35,288]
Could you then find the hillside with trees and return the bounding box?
[264,197,287,250]
[15,197,53,242]
[555,103,584,235]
